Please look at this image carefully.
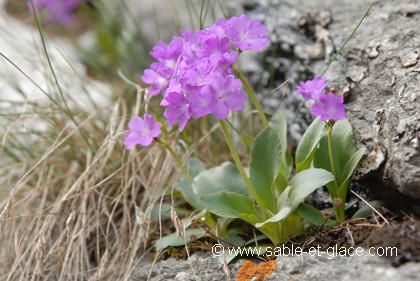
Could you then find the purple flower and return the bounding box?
[200,72,246,119]
[180,29,200,59]
[295,76,327,102]
[141,16,270,130]
[163,92,191,132]
[141,68,172,97]
[196,35,237,67]
[311,92,346,122]
[27,0,83,25]
[221,15,270,51]
[179,59,213,87]
[124,114,162,149]
[150,37,183,70]
[189,90,213,119]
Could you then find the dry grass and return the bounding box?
[0,2,235,280]
[0,77,181,280]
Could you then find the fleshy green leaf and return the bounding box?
[352,200,385,219]
[177,158,205,209]
[314,120,366,203]
[314,119,358,185]
[296,117,325,172]
[269,109,288,155]
[297,203,336,227]
[192,162,249,197]
[289,168,334,208]
[200,192,258,218]
[275,152,293,194]
[250,127,282,212]
[255,186,292,227]
[338,147,366,193]
[256,169,333,227]
[155,228,207,250]
[241,134,255,150]
[238,213,261,226]
[151,203,190,221]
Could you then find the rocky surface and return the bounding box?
[241,0,420,198]
[130,254,243,281]
[131,252,420,281]
[273,252,419,281]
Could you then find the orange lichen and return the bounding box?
[236,259,277,281]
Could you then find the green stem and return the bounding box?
[218,120,261,206]
[327,125,338,189]
[160,141,192,183]
[234,67,269,128]
[327,124,345,223]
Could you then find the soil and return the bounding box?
[283,208,420,266]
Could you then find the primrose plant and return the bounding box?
[295,77,365,223]
[124,15,364,246]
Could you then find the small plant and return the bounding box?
[295,76,365,223]
[124,15,365,247]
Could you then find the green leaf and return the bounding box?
[255,169,333,227]
[192,162,249,197]
[244,235,270,246]
[250,127,282,212]
[270,111,292,194]
[289,168,334,209]
[155,228,207,250]
[274,173,289,195]
[314,119,359,186]
[200,192,258,218]
[241,134,255,150]
[339,147,366,193]
[238,213,261,226]
[352,200,385,219]
[255,186,292,227]
[275,152,293,194]
[313,120,366,209]
[177,158,205,209]
[151,203,190,221]
[297,203,336,227]
[296,117,325,172]
[269,109,288,154]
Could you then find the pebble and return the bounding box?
[401,51,419,68]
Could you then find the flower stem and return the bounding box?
[159,141,192,183]
[234,67,269,128]
[218,120,257,200]
[327,125,338,189]
[327,124,344,223]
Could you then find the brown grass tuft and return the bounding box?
[0,84,179,280]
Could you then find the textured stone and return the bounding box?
[131,252,420,281]
[243,0,420,198]
[333,1,420,198]
[270,252,420,281]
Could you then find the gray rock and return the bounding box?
[331,1,420,198]
[131,252,420,281]
[130,253,243,281]
[270,252,420,281]
[243,0,420,198]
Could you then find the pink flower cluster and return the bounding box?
[125,15,269,149]
[141,15,270,132]
[27,0,84,25]
[295,76,346,122]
